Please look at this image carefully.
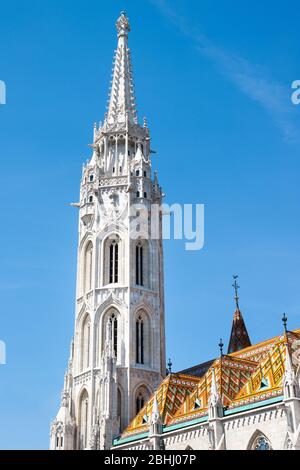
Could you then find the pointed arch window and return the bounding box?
[136,392,145,414]
[56,434,63,449]
[108,313,118,358]
[81,315,91,371]
[252,434,271,450]
[79,390,89,449]
[136,315,144,364]
[136,243,144,286]
[285,438,293,450]
[117,388,122,431]
[109,240,119,284]
[84,242,93,293]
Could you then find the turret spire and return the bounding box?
[106,12,138,126]
[227,275,251,354]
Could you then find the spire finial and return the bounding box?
[282,313,288,334]
[232,275,240,310]
[116,11,130,37]
[167,358,172,374]
[218,338,224,357]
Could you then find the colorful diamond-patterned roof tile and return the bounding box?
[230,328,300,363]
[228,330,300,409]
[121,373,200,438]
[120,329,300,438]
[169,355,258,426]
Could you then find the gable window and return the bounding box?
[194,398,201,409]
[259,376,269,390]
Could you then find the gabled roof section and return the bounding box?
[121,373,200,438]
[169,355,257,426]
[228,330,300,410]
[230,328,300,363]
[228,308,251,353]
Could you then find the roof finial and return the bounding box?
[167,358,172,374]
[232,275,240,310]
[116,11,130,38]
[282,313,288,334]
[218,338,224,357]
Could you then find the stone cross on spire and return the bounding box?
[106,12,138,127]
[232,275,240,310]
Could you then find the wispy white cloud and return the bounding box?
[150,0,299,142]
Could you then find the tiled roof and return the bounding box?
[121,373,200,438]
[119,328,300,440]
[169,355,257,426]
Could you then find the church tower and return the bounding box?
[50,12,166,450]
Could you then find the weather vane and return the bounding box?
[167,358,173,374]
[232,275,240,310]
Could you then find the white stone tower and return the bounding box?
[50,12,166,450]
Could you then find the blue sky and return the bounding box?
[0,0,299,449]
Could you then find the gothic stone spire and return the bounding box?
[106,12,138,126]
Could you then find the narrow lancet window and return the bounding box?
[136,244,143,286]
[109,240,119,284]
[136,315,144,364]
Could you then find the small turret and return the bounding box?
[50,389,74,450]
[208,368,223,420]
[149,392,163,450]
